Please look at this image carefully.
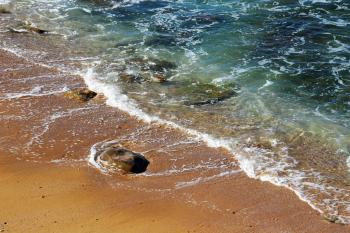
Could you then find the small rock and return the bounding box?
[128,57,177,73]
[152,74,167,83]
[323,215,339,223]
[169,82,237,106]
[145,35,177,47]
[64,88,97,102]
[119,73,146,84]
[148,59,177,73]
[96,145,149,173]
[26,25,48,34]
[193,14,223,24]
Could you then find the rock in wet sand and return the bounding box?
[96,145,149,173]
[64,88,97,102]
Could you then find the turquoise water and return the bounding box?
[2,0,350,223]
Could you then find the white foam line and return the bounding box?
[26,106,96,148]
[1,86,69,100]
[1,47,57,70]
[175,170,242,189]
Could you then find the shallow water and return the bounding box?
[1,0,350,223]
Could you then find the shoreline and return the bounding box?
[1,47,350,232]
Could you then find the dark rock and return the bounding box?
[193,14,223,24]
[149,24,171,33]
[152,74,167,83]
[145,35,177,47]
[78,0,114,7]
[128,57,177,71]
[26,25,48,34]
[169,82,237,106]
[119,73,146,84]
[64,88,97,102]
[148,59,177,73]
[323,215,340,224]
[96,145,149,173]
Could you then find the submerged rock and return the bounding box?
[128,57,177,73]
[119,73,146,84]
[97,145,149,173]
[192,14,224,24]
[152,74,167,83]
[170,82,237,106]
[78,0,114,7]
[119,57,176,84]
[26,25,48,34]
[145,35,177,47]
[64,88,97,102]
[148,59,177,73]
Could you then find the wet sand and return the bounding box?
[0,48,349,233]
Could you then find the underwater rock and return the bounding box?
[170,82,237,106]
[148,59,177,73]
[152,74,167,83]
[145,35,177,47]
[149,24,171,33]
[64,88,97,102]
[26,25,48,34]
[119,73,146,84]
[128,57,177,72]
[193,14,223,24]
[97,145,149,173]
[78,0,114,7]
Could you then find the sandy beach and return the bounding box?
[1,47,350,233]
